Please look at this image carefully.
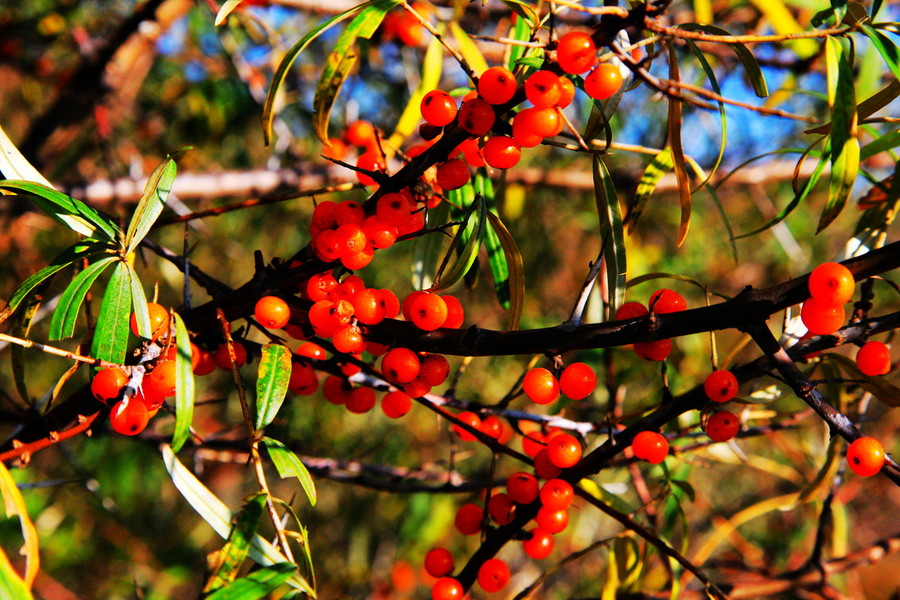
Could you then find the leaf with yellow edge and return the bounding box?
[485,211,524,331]
[795,435,841,506]
[666,46,691,247]
[0,461,39,589]
[0,546,33,600]
[450,21,489,76]
[214,0,245,26]
[749,0,819,59]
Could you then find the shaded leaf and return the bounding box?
[0,461,39,588]
[262,437,317,507]
[860,128,900,160]
[474,173,511,310]
[125,158,176,255]
[666,46,692,247]
[129,272,152,340]
[254,344,292,431]
[429,193,486,293]
[505,6,534,70]
[826,354,900,407]
[49,256,116,341]
[204,563,297,600]
[91,261,133,365]
[806,80,900,136]
[162,446,316,596]
[0,180,119,241]
[593,156,626,316]
[172,312,196,453]
[263,3,376,145]
[485,211,524,331]
[203,493,267,594]
[679,24,768,97]
[670,479,696,503]
[312,0,400,144]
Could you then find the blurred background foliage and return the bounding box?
[0,0,898,599]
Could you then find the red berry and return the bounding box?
[254,296,290,329]
[345,386,377,414]
[535,506,569,534]
[615,301,649,320]
[91,367,129,402]
[454,502,483,535]
[419,353,450,386]
[436,158,471,191]
[322,376,352,405]
[345,120,377,147]
[421,89,458,127]
[533,448,562,480]
[540,478,574,511]
[557,75,575,108]
[482,135,521,169]
[809,262,855,305]
[584,62,623,100]
[507,471,540,504]
[381,347,421,384]
[452,411,482,442]
[431,577,463,600]
[442,294,465,328]
[705,410,740,442]
[381,390,413,418]
[523,367,560,405]
[410,292,449,331]
[632,431,668,464]
[424,548,455,578]
[522,527,554,559]
[703,369,739,403]
[306,272,339,301]
[525,70,562,108]
[487,493,516,525]
[556,31,596,74]
[214,341,247,370]
[109,399,150,436]
[649,289,686,313]
[333,324,366,354]
[856,341,891,376]
[515,106,562,138]
[478,66,517,105]
[477,558,510,593]
[846,436,885,477]
[559,362,597,400]
[144,360,177,398]
[349,288,386,325]
[457,97,495,135]
[633,339,672,361]
[800,298,845,335]
[547,432,582,468]
[296,341,327,361]
[356,151,386,186]
[288,362,318,396]
[131,302,170,340]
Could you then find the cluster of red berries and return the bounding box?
[800,262,855,335]
[379,4,426,47]
[522,361,597,405]
[701,369,741,442]
[615,288,687,361]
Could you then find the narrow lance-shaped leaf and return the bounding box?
[0,547,33,600]
[125,158,176,255]
[0,461,39,589]
[254,344,292,431]
[683,40,727,188]
[262,437,317,506]
[388,32,443,152]
[475,172,511,310]
[593,156,626,316]
[49,256,117,341]
[312,0,400,144]
[749,0,819,59]
[450,21,489,76]
[666,45,691,247]
[171,311,196,453]
[129,270,152,340]
[504,1,537,70]
[484,211,524,331]
[0,180,120,242]
[161,446,316,596]
[627,148,674,234]
[263,1,377,145]
[429,193,486,293]
[204,563,298,600]
[678,24,767,97]
[411,200,449,290]
[203,493,267,595]
[820,36,858,232]
[214,0,246,26]
[861,24,900,82]
[91,260,133,365]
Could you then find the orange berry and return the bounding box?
[633,339,672,361]
[452,411,482,441]
[420,89,458,127]
[525,70,562,108]
[345,120,377,147]
[435,158,470,191]
[131,302,170,340]
[632,431,668,464]
[809,262,855,305]
[254,295,290,329]
[649,288,686,313]
[523,367,560,405]
[482,135,521,169]
[409,292,448,331]
[856,341,891,376]
[91,367,129,402]
[556,30,596,74]
[703,369,739,403]
[559,362,596,400]
[800,298,845,335]
[584,62,623,100]
[846,436,885,477]
[478,66,517,105]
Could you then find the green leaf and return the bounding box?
[0,180,119,241]
[485,211,524,331]
[683,40,727,188]
[411,200,450,290]
[5,241,108,318]
[49,256,116,340]
[860,128,900,160]
[505,6,534,71]
[203,493,267,594]
[162,446,316,596]
[627,149,674,234]
[254,344,292,431]
[474,172,511,310]
[429,193,486,293]
[0,460,39,590]
[263,2,376,145]
[312,0,400,144]
[860,24,900,82]
[262,437,317,507]
[215,0,246,26]
[0,547,33,600]
[820,37,858,232]
[592,156,626,316]
[129,273,152,340]
[821,136,860,232]
[666,45,692,248]
[125,158,176,255]
[450,21,488,76]
[91,261,133,364]
[204,563,297,600]
[0,123,53,186]
[670,479,696,503]
[172,312,196,453]
[678,24,768,97]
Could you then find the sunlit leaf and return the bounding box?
[474,173,511,310]
[505,5,534,71]
[388,33,443,152]
[91,261,134,365]
[861,24,900,81]
[0,547,32,600]
[806,80,900,136]
[682,41,727,188]
[49,256,116,341]
[215,0,246,26]
[172,312,196,453]
[204,563,297,600]
[262,437,317,507]
[0,180,119,241]
[450,21,489,76]
[255,344,292,431]
[125,158,176,255]
[312,0,400,144]
[203,493,266,594]
[263,2,377,145]
[860,128,900,160]
[749,0,818,58]
[820,36,858,232]
[162,446,316,596]
[592,156,626,316]
[0,461,39,588]
[627,148,674,234]
[0,124,52,186]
